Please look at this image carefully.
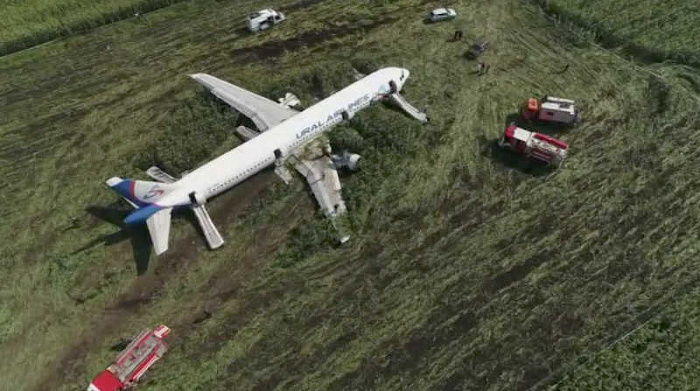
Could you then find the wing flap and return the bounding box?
[294,156,346,219]
[145,166,177,184]
[294,157,350,243]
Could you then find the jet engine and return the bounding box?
[331,151,361,171]
[188,191,207,205]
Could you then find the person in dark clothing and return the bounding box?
[477,62,491,75]
[453,30,463,41]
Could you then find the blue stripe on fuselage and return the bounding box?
[124,204,163,225]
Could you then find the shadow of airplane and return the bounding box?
[76,205,153,275]
[77,200,208,275]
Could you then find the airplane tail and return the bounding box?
[106,177,175,208]
[144,166,225,252]
[106,177,176,255]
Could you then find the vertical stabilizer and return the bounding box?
[106,177,174,208]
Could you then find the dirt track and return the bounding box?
[31,168,307,390]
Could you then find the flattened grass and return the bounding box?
[1,0,700,390]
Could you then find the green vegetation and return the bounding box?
[0,0,185,56]
[553,286,700,390]
[1,0,699,390]
[542,0,700,66]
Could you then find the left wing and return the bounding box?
[189,73,298,131]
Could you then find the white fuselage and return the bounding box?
[160,67,409,207]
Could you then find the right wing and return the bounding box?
[293,156,347,217]
[292,141,350,243]
[189,73,298,131]
[232,127,350,242]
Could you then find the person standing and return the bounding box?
[477,62,490,75]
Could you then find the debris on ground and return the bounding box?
[466,39,489,59]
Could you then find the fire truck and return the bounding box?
[87,325,171,391]
[520,96,579,125]
[498,123,568,167]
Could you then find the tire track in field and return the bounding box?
[30,170,307,391]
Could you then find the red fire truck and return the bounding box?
[87,325,171,391]
[498,123,568,167]
[520,96,579,125]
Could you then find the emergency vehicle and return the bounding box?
[520,96,579,125]
[87,325,171,391]
[498,123,568,167]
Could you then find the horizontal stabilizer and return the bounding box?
[145,167,223,250]
[146,166,177,184]
[146,208,173,255]
[125,204,163,225]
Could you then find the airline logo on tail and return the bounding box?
[143,187,165,200]
[105,176,178,254]
[106,177,175,224]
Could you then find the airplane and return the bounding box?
[106,67,426,255]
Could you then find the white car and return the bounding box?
[427,8,457,23]
[246,9,286,32]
